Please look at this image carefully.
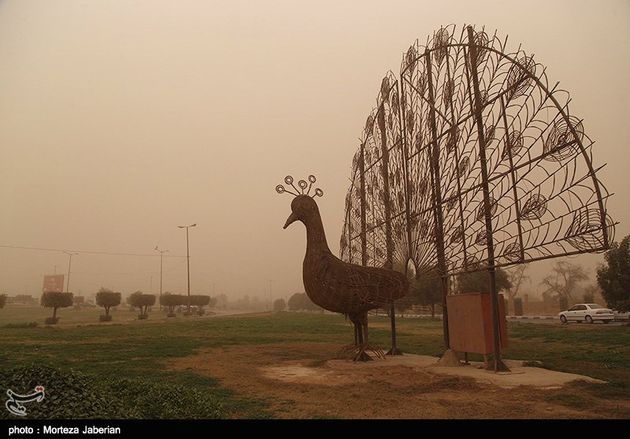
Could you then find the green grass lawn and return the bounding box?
[0,307,628,418]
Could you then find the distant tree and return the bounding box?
[273,298,286,313]
[41,292,73,324]
[541,261,587,305]
[250,296,262,311]
[234,295,251,310]
[412,268,442,318]
[597,235,630,312]
[14,295,36,305]
[0,294,6,309]
[286,293,320,312]
[582,291,595,304]
[393,293,416,317]
[505,265,529,313]
[208,296,217,308]
[288,293,305,311]
[457,268,512,294]
[215,294,228,309]
[73,296,85,308]
[128,291,156,319]
[581,283,604,305]
[302,294,321,312]
[160,293,184,317]
[96,288,121,322]
[189,295,214,315]
[389,260,419,316]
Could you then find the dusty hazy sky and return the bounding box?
[1,0,628,300]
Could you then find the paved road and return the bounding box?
[507,316,629,326]
[383,313,629,326]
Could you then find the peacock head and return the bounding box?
[276,175,324,229]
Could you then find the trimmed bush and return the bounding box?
[96,288,121,322]
[127,291,155,319]
[287,292,320,311]
[273,298,286,313]
[41,292,73,324]
[189,295,214,316]
[3,321,38,329]
[160,293,184,317]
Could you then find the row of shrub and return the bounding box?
[160,293,215,317]
[271,294,322,313]
[37,289,214,325]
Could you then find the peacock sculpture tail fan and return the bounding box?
[340,24,615,278]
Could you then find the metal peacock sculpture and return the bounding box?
[277,175,408,361]
[339,24,616,371]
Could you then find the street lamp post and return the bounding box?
[154,246,169,311]
[178,223,196,315]
[63,251,79,293]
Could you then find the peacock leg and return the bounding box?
[386,303,403,356]
[337,316,362,360]
[353,312,373,362]
[362,312,385,360]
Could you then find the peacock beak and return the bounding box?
[283,212,298,229]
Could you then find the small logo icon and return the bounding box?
[5,386,45,417]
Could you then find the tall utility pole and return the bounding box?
[154,246,169,310]
[178,224,196,315]
[63,251,79,293]
[268,279,273,311]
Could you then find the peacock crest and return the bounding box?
[276,175,324,198]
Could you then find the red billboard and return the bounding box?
[42,274,65,293]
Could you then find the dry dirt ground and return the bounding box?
[167,342,630,419]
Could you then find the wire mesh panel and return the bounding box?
[341,24,615,279]
[341,72,409,271]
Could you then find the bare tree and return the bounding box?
[505,265,529,312]
[581,283,602,304]
[540,261,588,304]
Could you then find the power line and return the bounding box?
[0,244,186,258]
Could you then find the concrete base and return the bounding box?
[261,353,606,390]
[437,349,461,366]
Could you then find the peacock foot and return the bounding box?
[385,346,403,356]
[336,344,386,361]
[335,344,359,360]
[354,347,372,362]
[354,344,386,362]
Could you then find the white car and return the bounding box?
[558,303,614,324]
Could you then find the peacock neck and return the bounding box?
[304,213,331,255]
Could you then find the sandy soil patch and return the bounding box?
[167,342,628,419]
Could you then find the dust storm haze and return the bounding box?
[0,0,628,302]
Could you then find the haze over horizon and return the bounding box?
[1,0,628,301]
